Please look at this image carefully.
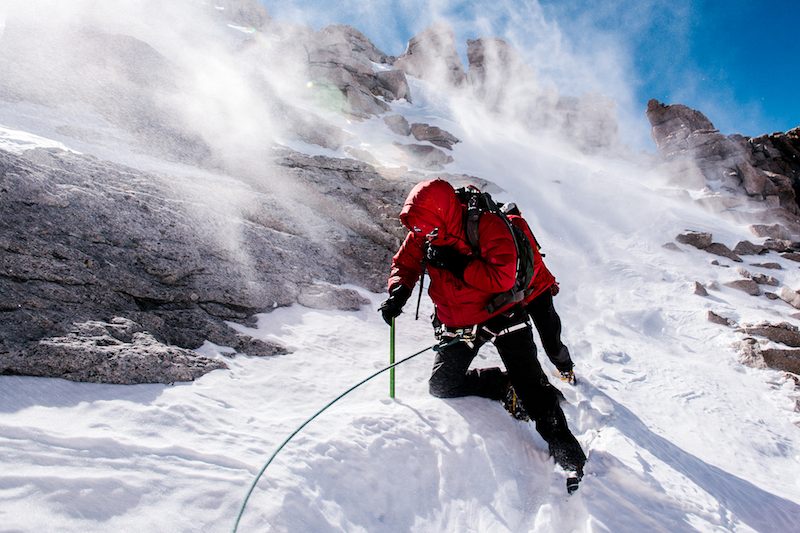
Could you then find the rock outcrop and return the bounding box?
[384,114,411,136]
[306,26,397,118]
[0,146,415,383]
[9,318,228,385]
[410,123,460,150]
[394,24,467,86]
[647,99,800,219]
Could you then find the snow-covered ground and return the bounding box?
[2,31,800,533]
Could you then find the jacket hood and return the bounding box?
[399,179,464,243]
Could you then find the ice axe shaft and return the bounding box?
[389,318,396,398]
[414,269,425,320]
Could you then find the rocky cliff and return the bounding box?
[647,99,800,226]
[0,145,420,383]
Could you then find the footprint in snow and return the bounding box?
[601,350,631,365]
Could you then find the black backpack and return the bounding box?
[454,186,536,313]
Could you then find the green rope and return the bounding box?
[232,341,446,532]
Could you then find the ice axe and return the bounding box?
[389,317,396,398]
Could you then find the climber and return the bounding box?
[379,178,586,485]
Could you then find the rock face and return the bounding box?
[676,231,713,249]
[647,100,800,219]
[394,24,467,86]
[383,114,411,136]
[410,123,460,150]
[306,25,399,118]
[10,318,228,385]
[0,146,414,383]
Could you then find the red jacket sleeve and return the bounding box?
[462,213,517,293]
[388,232,425,292]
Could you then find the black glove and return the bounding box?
[426,245,470,278]
[379,284,412,325]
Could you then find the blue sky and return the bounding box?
[260,0,799,143]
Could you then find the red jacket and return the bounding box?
[388,179,519,327]
[507,214,556,303]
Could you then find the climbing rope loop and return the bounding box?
[232,339,458,532]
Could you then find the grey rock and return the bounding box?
[708,311,735,326]
[394,23,466,86]
[314,24,392,64]
[764,239,797,253]
[0,146,417,383]
[7,319,227,384]
[782,253,800,262]
[410,123,460,150]
[706,243,743,262]
[760,348,800,374]
[738,337,800,374]
[297,283,370,311]
[751,224,792,240]
[376,70,412,102]
[647,100,800,217]
[750,262,782,270]
[710,260,729,267]
[780,287,800,309]
[765,292,780,300]
[394,143,454,170]
[384,114,411,136]
[305,25,395,118]
[724,279,760,296]
[342,85,390,118]
[733,240,767,255]
[741,322,800,347]
[752,273,780,286]
[694,282,708,296]
[232,336,285,357]
[676,231,713,249]
[662,242,682,252]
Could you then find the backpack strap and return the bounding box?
[454,186,536,313]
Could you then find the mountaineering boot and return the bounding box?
[549,435,586,495]
[502,385,530,421]
[559,369,577,385]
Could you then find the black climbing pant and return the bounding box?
[428,306,585,471]
[525,291,573,373]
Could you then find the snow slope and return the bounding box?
[2,40,800,533]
